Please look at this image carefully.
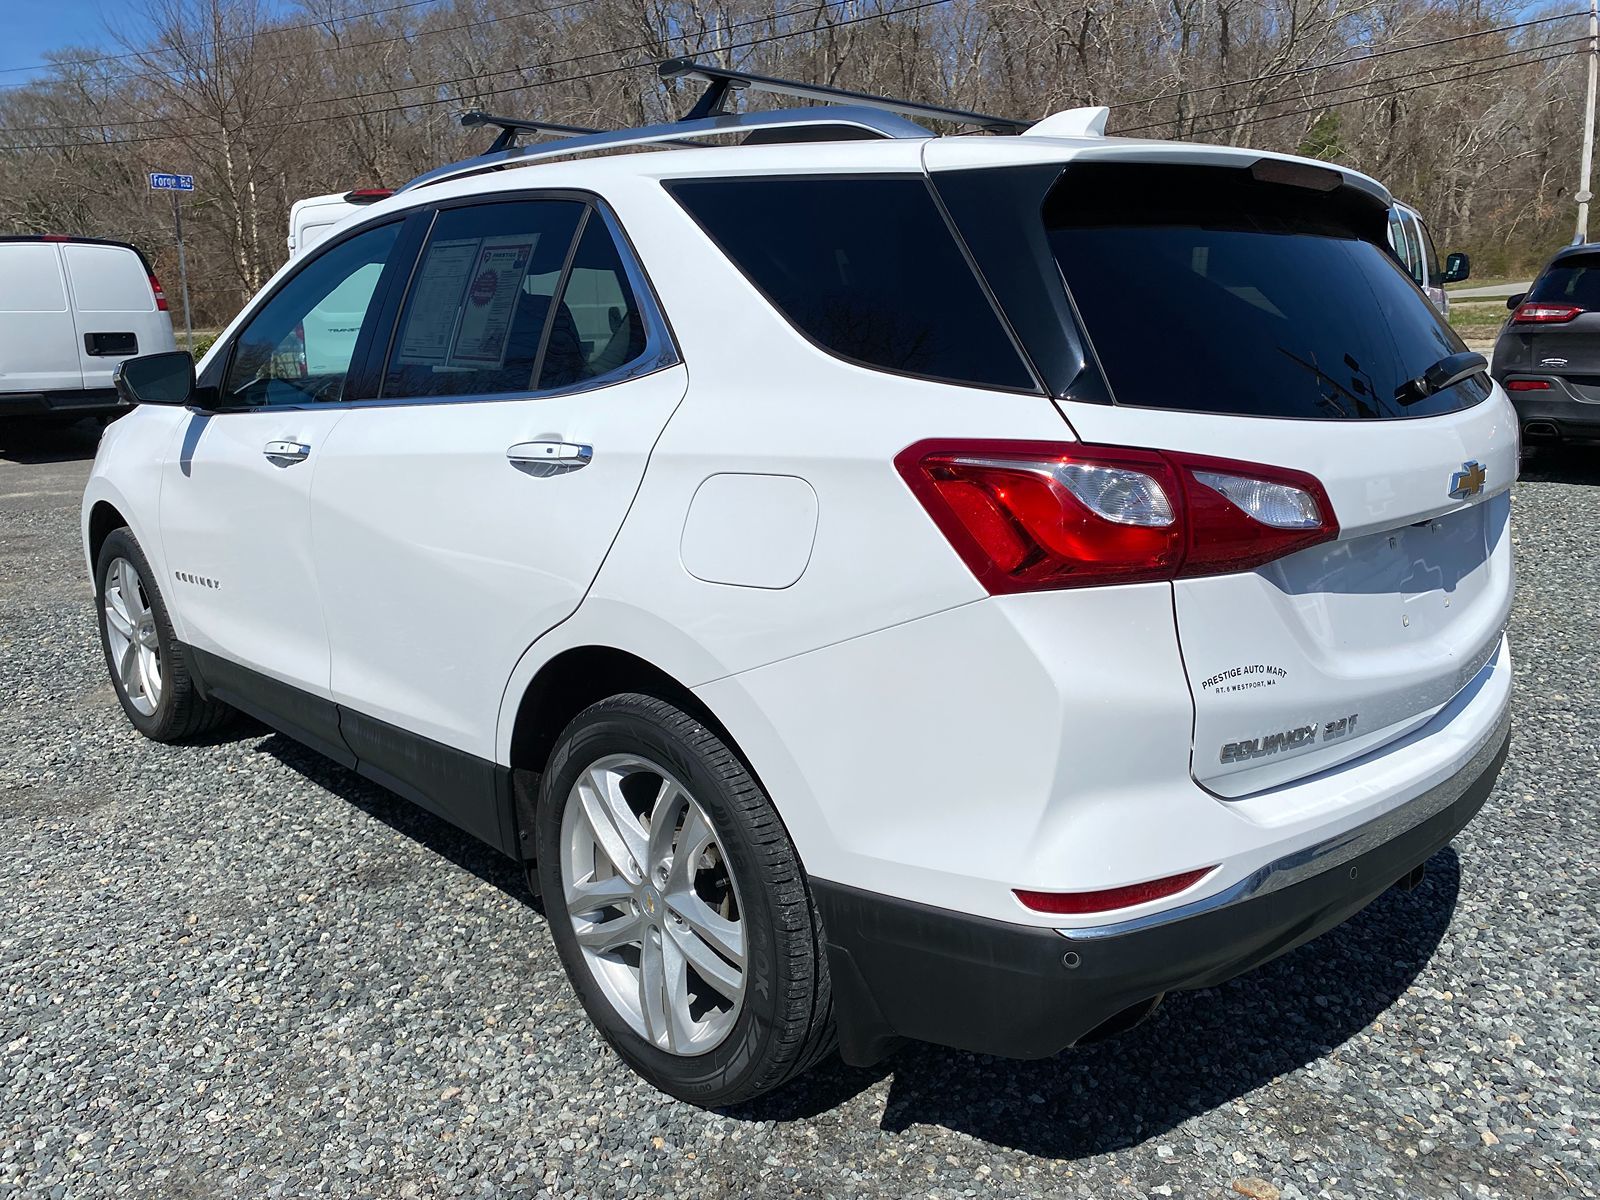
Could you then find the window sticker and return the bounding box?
[448,235,538,368]
[396,238,480,365]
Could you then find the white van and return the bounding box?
[1387,201,1470,315]
[0,236,176,423]
[286,189,392,260]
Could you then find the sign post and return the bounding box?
[148,172,195,351]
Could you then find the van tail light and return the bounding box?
[1511,302,1582,324]
[1504,379,1551,391]
[148,272,169,311]
[1015,866,1216,915]
[343,187,393,204]
[895,440,1338,592]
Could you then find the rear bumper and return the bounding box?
[815,709,1509,1066]
[0,389,123,419]
[1498,375,1600,439]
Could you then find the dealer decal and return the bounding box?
[1200,663,1288,695]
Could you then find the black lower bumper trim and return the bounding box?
[1506,387,1600,439]
[814,722,1509,1066]
[0,389,122,419]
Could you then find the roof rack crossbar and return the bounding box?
[460,110,604,153]
[658,57,1027,134]
[400,105,931,193]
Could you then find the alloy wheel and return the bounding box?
[559,753,746,1056]
[103,557,163,717]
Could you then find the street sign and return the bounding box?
[148,172,195,192]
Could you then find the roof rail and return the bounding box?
[399,105,930,193]
[459,110,603,154]
[658,57,1027,134]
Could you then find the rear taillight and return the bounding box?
[343,187,393,204]
[895,440,1338,593]
[1512,302,1583,324]
[1015,866,1216,915]
[148,272,169,312]
[1504,379,1551,391]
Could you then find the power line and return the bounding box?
[0,0,601,95]
[1182,44,1580,141]
[1117,36,1589,135]
[1110,9,1587,111]
[0,0,956,151]
[0,0,847,133]
[0,0,456,80]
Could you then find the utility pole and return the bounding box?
[1577,0,1598,245]
[171,189,194,352]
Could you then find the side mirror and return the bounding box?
[1442,252,1471,284]
[1505,292,1526,312]
[114,351,196,407]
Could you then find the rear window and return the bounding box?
[668,176,1036,392]
[1528,255,1600,307]
[1044,163,1488,419]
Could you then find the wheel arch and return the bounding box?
[506,645,739,780]
[87,499,129,572]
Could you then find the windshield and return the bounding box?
[1528,254,1600,307]
[1044,163,1487,419]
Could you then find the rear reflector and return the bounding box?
[1016,867,1215,915]
[147,272,169,312]
[1512,302,1583,324]
[896,440,1338,592]
[1505,379,1551,391]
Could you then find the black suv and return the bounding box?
[1493,244,1600,447]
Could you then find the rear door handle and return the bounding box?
[507,441,592,477]
[264,440,311,464]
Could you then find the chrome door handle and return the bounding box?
[264,440,311,464]
[507,441,592,477]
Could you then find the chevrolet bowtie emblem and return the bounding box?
[1449,460,1487,500]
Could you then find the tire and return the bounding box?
[95,527,233,742]
[536,693,834,1106]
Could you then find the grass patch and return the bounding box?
[1448,299,1509,343]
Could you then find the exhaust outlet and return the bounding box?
[1075,994,1164,1044]
[1523,421,1558,439]
[1395,862,1427,892]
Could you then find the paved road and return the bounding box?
[2,421,1597,1200]
[1447,281,1532,301]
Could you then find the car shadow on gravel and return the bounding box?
[0,417,106,463]
[1519,446,1600,485]
[734,853,1461,1158]
[248,723,1458,1157]
[257,731,540,912]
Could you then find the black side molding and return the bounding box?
[184,645,518,857]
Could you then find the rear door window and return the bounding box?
[668,176,1036,392]
[1415,219,1442,287]
[1400,213,1427,286]
[1528,254,1600,306]
[381,200,585,400]
[1044,163,1487,420]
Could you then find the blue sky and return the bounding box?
[0,0,159,83]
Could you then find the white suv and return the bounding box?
[84,63,1515,1106]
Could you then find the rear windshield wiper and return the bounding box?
[1397,351,1487,404]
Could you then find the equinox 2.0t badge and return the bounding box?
[1449,460,1486,500]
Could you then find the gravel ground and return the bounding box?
[1,422,1596,1200]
